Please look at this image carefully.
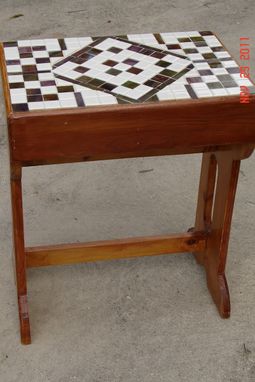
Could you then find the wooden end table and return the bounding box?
[1,31,255,344]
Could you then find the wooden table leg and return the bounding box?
[194,147,253,318]
[193,153,217,265]
[11,163,31,344]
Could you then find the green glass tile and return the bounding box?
[190,37,204,42]
[184,48,198,54]
[178,37,190,42]
[209,62,223,68]
[88,78,105,87]
[156,60,170,68]
[123,81,139,89]
[106,68,122,76]
[77,75,91,84]
[108,47,122,53]
[160,69,177,77]
[203,53,216,59]
[173,68,190,79]
[208,82,223,89]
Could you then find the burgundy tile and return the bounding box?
[22,65,37,73]
[166,44,181,50]
[128,45,143,53]
[74,66,89,74]
[103,60,118,67]
[10,83,25,89]
[127,67,143,74]
[26,88,41,95]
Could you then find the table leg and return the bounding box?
[194,147,253,318]
[11,163,31,344]
[193,153,217,265]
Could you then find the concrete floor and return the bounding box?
[0,1,255,381]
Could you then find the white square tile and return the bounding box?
[4,47,19,59]
[43,100,61,109]
[41,86,58,94]
[28,102,45,110]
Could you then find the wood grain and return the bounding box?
[10,164,31,344]
[8,96,255,165]
[26,231,207,268]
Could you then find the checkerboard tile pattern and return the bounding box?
[52,37,192,103]
[2,31,255,111]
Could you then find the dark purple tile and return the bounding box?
[123,58,138,66]
[27,95,43,102]
[187,77,203,84]
[19,47,32,54]
[32,46,46,51]
[185,85,198,99]
[41,80,56,86]
[128,45,143,53]
[35,57,50,63]
[198,69,213,76]
[227,67,240,74]
[12,103,29,112]
[74,92,85,107]
[6,60,20,65]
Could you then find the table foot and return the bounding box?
[18,295,31,344]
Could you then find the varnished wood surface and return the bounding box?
[8,96,255,165]
[26,231,206,268]
[10,164,31,344]
[192,147,251,318]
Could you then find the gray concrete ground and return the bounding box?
[0,1,255,381]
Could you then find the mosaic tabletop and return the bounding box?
[1,31,255,112]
